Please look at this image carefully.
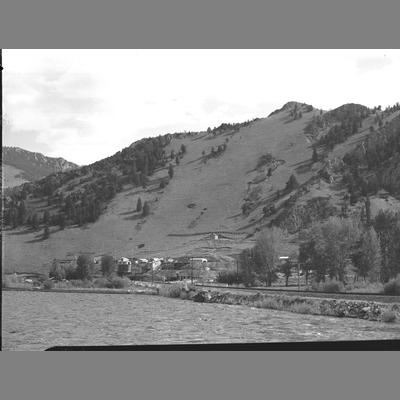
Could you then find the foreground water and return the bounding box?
[3,291,400,350]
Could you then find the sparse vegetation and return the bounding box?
[142,201,150,217]
[383,276,400,295]
[381,310,396,323]
[136,197,142,212]
[43,279,54,290]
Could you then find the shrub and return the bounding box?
[254,297,281,310]
[217,271,241,285]
[383,276,400,295]
[49,260,66,281]
[69,279,93,288]
[64,264,77,280]
[43,279,54,290]
[312,279,344,293]
[323,280,345,293]
[142,201,150,217]
[381,310,396,323]
[289,302,318,315]
[109,276,130,288]
[257,153,274,169]
[2,275,12,288]
[159,283,183,298]
[93,277,111,288]
[344,281,383,293]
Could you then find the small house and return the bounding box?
[117,257,132,275]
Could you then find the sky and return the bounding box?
[3,49,400,165]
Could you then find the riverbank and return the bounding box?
[2,286,158,295]
[4,282,399,322]
[187,289,400,322]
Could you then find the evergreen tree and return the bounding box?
[285,174,300,192]
[43,210,50,225]
[58,213,66,230]
[365,196,371,227]
[31,213,39,230]
[168,164,174,179]
[312,146,318,163]
[142,201,150,217]
[180,144,186,154]
[43,225,50,240]
[17,200,27,225]
[101,255,115,277]
[136,197,143,212]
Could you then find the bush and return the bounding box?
[2,275,12,288]
[49,260,66,281]
[289,303,318,315]
[64,265,77,280]
[312,279,344,293]
[159,283,183,298]
[109,276,130,288]
[93,277,111,288]
[69,279,94,288]
[217,271,241,285]
[381,310,396,323]
[344,281,383,293]
[43,279,54,290]
[383,276,400,295]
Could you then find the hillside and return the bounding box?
[2,146,78,188]
[3,101,400,275]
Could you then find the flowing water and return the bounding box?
[2,291,400,350]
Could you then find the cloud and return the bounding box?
[356,55,392,73]
[4,59,104,162]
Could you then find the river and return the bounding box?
[2,291,399,350]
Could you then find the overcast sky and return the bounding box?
[3,49,400,165]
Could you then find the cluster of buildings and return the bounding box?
[114,256,211,281]
[51,253,214,282]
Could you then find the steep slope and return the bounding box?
[2,146,78,188]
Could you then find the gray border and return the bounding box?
[1,1,399,400]
[0,0,400,48]
[0,353,399,399]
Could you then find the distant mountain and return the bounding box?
[2,147,78,188]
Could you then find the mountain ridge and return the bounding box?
[2,146,78,188]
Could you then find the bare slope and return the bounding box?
[2,164,30,188]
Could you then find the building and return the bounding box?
[117,257,132,275]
